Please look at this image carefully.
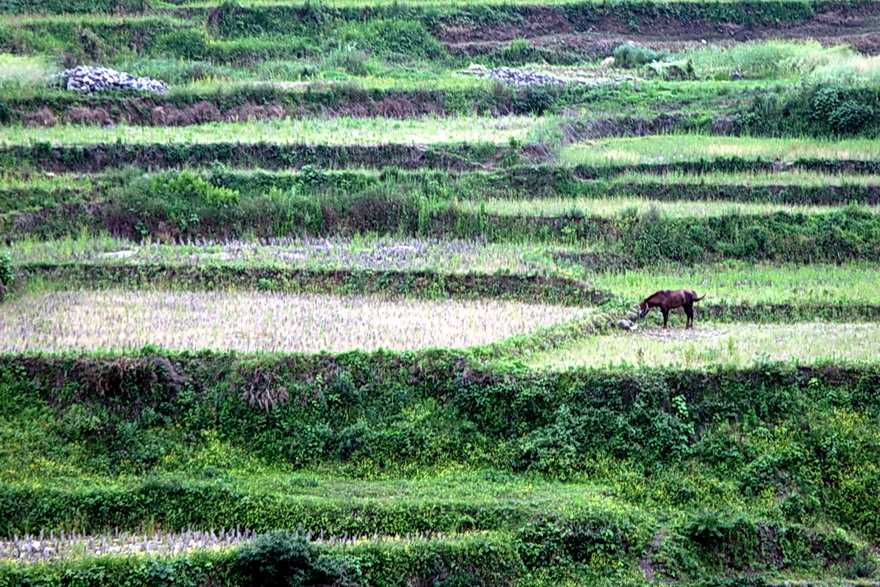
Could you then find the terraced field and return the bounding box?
[1,0,880,585]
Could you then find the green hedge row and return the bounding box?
[0,0,150,14]
[0,532,522,587]
[9,166,880,227]
[0,16,179,61]
[0,142,513,173]
[1,354,879,538]
[1,1,867,70]
[210,1,831,38]
[0,517,872,585]
[741,84,880,138]
[6,182,880,266]
[11,142,880,177]
[17,263,608,306]
[0,84,597,124]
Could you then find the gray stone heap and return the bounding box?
[459,64,633,87]
[57,66,169,93]
[487,66,570,87]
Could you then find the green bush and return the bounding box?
[157,28,210,60]
[0,251,12,287]
[1,0,150,13]
[150,171,240,207]
[235,530,345,586]
[337,19,446,61]
[612,43,669,68]
[829,101,875,135]
[324,43,374,76]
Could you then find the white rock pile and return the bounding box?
[459,64,633,87]
[57,66,169,93]
[487,66,569,86]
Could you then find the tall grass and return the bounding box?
[615,170,880,187]
[809,54,880,87]
[685,41,853,79]
[0,54,56,88]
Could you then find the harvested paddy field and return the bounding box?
[0,289,587,352]
[528,322,880,369]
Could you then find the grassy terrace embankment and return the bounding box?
[0,351,878,583]
[5,238,880,324]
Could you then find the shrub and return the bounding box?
[150,171,239,206]
[0,251,12,287]
[829,101,875,135]
[324,43,374,76]
[157,28,210,60]
[612,43,669,68]
[811,86,843,121]
[235,529,342,586]
[514,86,555,115]
[498,38,537,65]
[337,19,446,61]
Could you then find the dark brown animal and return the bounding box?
[639,289,706,329]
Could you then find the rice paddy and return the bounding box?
[527,322,880,369]
[0,289,588,352]
[457,196,876,218]
[609,170,880,187]
[584,262,880,305]
[0,116,546,147]
[561,135,880,166]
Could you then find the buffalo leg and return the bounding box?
[684,303,694,329]
[662,308,669,328]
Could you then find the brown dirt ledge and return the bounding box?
[442,3,880,56]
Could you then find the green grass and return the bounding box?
[168,0,846,7]
[561,135,880,166]
[0,115,547,146]
[684,41,858,80]
[528,322,880,369]
[0,54,57,88]
[582,262,880,306]
[457,196,878,218]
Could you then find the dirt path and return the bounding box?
[442,4,880,55]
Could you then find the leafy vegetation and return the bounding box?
[1,0,879,583]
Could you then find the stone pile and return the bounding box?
[459,64,633,87]
[487,66,570,87]
[57,66,169,93]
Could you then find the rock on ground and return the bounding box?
[57,66,169,94]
